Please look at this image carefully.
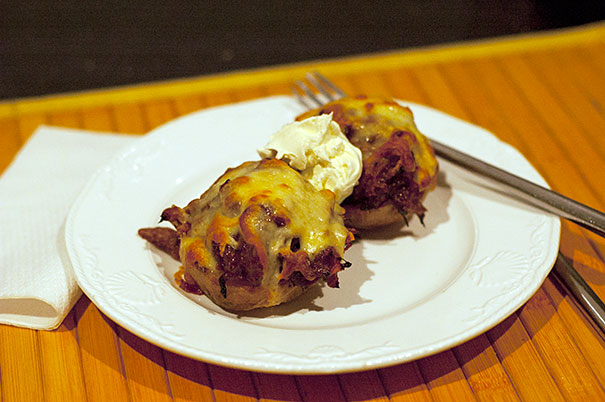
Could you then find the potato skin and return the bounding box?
[162,159,353,311]
[297,96,438,229]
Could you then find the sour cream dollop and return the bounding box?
[258,114,362,203]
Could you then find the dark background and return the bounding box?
[2,1,604,100]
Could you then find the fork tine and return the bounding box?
[291,84,316,110]
[291,72,348,109]
[294,80,324,108]
[305,72,335,102]
[311,71,347,99]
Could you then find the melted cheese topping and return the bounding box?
[180,159,350,285]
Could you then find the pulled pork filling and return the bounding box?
[279,246,348,289]
[345,129,426,218]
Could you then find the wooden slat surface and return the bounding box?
[1,23,605,401]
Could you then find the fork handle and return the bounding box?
[552,252,605,334]
[430,139,605,237]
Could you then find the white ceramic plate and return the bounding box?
[66,96,560,374]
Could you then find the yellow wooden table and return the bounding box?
[1,23,605,402]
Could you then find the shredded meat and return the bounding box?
[279,246,345,289]
[345,130,426,216]
[212,240,264,288]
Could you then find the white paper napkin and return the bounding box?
[0,126,137,330]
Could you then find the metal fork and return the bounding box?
[293,71,605,334]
